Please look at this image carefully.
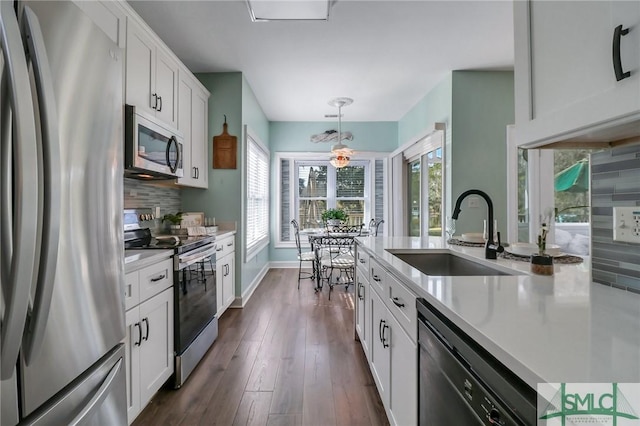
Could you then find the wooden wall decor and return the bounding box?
[213,116,237,169]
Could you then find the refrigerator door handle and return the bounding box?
[67,358,123,426]
[0,0,40,380]
[20,5,61,365]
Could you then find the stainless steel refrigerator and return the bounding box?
[1,1,126,424]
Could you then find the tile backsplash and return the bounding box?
[591,143,640,294]
[124,178,182,216]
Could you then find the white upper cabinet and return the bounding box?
[177,70,210,189]
[514,0,640,147]
[125,18,178,128]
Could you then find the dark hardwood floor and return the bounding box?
[133,268,388,426]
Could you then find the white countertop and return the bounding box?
[356,236,640,389]
[125,249,174,273]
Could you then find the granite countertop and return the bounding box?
[355,236,640,389]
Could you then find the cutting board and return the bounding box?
[213,122,237,169]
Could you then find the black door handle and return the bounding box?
[381,320,389,348]
[392,297,405,308]
[152,93,158,110]
[157,95,163,112]
[150,274,165,282]
[134,322,142,346]
[166,135,180,173]
[613,25,631,81]
[379,319,383,342]
[142,317,149,341]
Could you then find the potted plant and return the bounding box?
[322,208,348,227]
[531,215,554,276]
[162,212,183,234]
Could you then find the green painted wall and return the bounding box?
[270,121,397,153]
[183,72,271,300]
[450,71,514,236]
[396,71,514,237]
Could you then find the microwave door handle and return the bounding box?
[0,0,40,380]
[166,135,180,173]
[20,6,61,365]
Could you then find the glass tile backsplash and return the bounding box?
[591,143,640,294]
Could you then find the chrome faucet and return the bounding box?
[452,189,504,259]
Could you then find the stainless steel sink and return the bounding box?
[387,250,519,276]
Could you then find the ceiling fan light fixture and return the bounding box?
[327,97,354,167]
[330,154,350,168]
[246,0,330,22]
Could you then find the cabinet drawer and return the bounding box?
[124,271,140,311]
[216,235,235,257]
[385,273,417,343]
[370,259,386,296]
[355,245,370,275]
[138,258,173,303]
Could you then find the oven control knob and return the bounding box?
[489,408,501,424]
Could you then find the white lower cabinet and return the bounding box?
[361,254,417,426]
[216,235,236,316]
[355,268,370,358]
[124,259,174,424]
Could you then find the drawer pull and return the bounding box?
[372,274,381,282]
[216,247,223,252]
[359,258,366,264]
[227,242,233,247]
[142,317,149,341]
[150,274,166,282]
[391,297,405,308]
[134,322,142,346]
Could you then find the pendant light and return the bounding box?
[328,97,353,168]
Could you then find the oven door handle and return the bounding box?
[179,245,217,269]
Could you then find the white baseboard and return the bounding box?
[268,261,299,269]
[231,262,270,308]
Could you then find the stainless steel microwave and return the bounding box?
[124,104,184,179]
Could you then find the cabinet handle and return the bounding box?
[142,317,149,341]
[227,242,233,247]
[381,320,389,348]
[613,25,631,81]
[357,282,363,300]
[379,319,384,342]
[157,95,163,112]
[152,93,158,110]
[134,322,142,346]
[192,167,197,179]
[359,258,366,264]
[150,273,166,283]
[372,274,381,282]
[195,167,199,179]
[391,297,405,308]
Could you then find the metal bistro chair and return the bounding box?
[329,223,365,236]
[313,235,355,299]
[291,219,315,289]
[368,218,385,236]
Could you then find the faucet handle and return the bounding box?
[495,232,504,253]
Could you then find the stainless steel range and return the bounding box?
[124,210,218,388]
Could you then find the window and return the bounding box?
[245,130,269,258]
[276,154,384,246]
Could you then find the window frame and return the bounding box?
[274,152,382,248]
[244,127,270,260]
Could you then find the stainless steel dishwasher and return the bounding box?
[417,298,537,425]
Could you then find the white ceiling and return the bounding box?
[128,0,514,122]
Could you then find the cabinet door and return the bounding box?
[369,289,390,409]
[177,75,194,186]
[125,309,141,424]
[155,49,178,127]
[223,255,235,308]
[216,253,225,314]
[515,0,640,146]
[355,268,369,358]
[138,288,174,407]
[388,313,417,426]
[125,19,155,115]
[190,89,209,188]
